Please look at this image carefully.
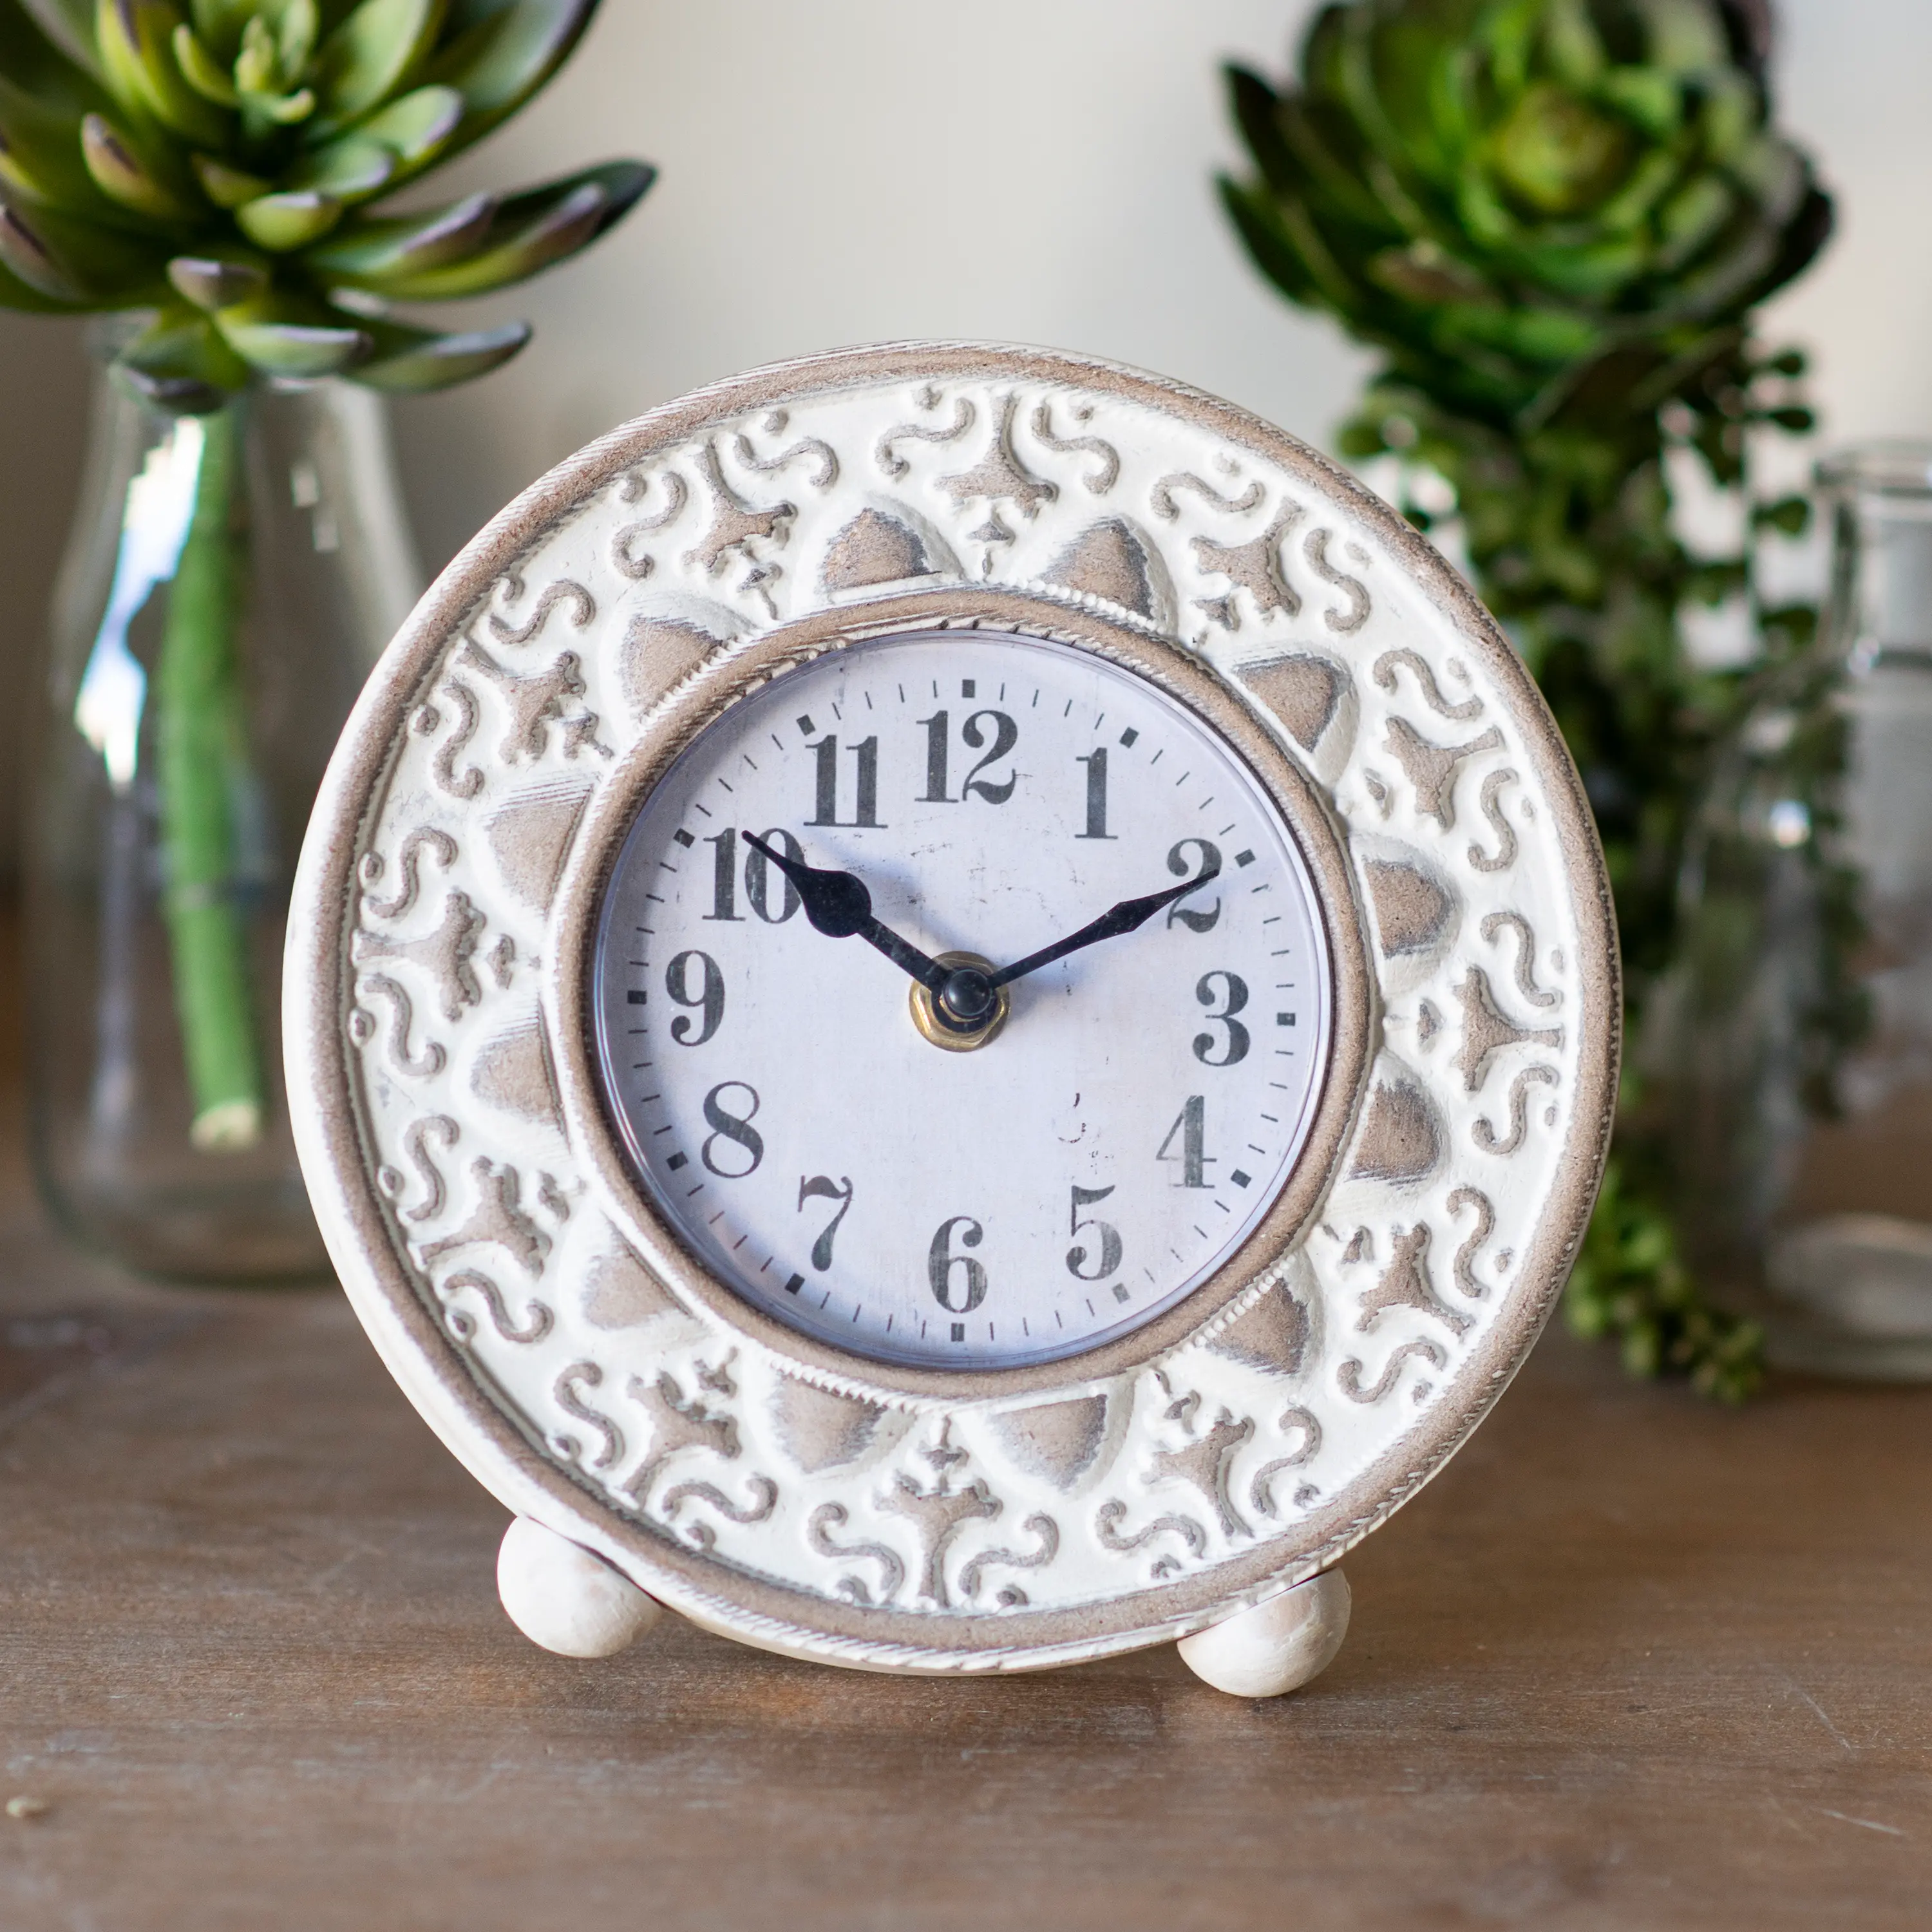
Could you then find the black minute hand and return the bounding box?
[989,860,1223,991]
[740,833,950,996]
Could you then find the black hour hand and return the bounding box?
[740,833,949,996]
[989,862,1223,990]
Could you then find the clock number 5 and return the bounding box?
[927,1216,988,1312]
[1193,971,1251,1066]
[1066,1184,1123,1282]
[798,1174,854,1271]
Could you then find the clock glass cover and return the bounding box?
[592,629,1333,1370]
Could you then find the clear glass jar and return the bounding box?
[1665,442,1932,1375]
[26,345,419,1283]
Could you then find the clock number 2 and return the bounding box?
[1066,1185,1123,1282]
[798,1174,854,1271]
[1165,839,1221,931]
[927,1216,988,1312]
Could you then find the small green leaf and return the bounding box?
[348,80,462,163]
[287,135,395,200]
[15,0,99,79]
[236,187,343,249]
[0,72,104,212]
[215,298,372,375]
[0,185,162,300]
[354,315,529,390]
[301,185,492,276]
[346,158,649,299]
[80,111,199,220]
[191,151,269,206]
[96,0,229,145]
[119,297,250,398]
[422,0,592,153]
[312,0,446,124]
[166,251,267,309]
[0,193,80,298]
[169,21,236,104]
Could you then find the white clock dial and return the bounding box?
[592,629,1333,1369]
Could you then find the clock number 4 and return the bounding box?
[1066,1184,1123,1282]
[798,1174,854,1271]
[918,710,1019,805]
[927,1215,988,1313]
[1158,1095,1214,1189]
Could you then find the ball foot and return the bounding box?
[1177,1568,1350,1698]
[496,1517,663,1658]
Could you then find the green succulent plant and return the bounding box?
[1224,0,1834,1398]
[2,0,647,1162]
[0,0,652,409]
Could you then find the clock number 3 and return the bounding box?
[1193,971,1250,1066]
[927,1216,988,1312]
[700,1082,764,1178]
[798,1174,854,1271]
[1066,1185,1123,1282]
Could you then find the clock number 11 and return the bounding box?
[807,735,884,828]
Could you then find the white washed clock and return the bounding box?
[289,344,1616,1692]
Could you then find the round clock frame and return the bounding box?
[289,343,1617,1681]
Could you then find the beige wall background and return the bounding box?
[0,0,1923,869]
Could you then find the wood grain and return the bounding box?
[0,1086,1927,1926]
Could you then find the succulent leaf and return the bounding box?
[355,312,526,388]
[0,0,646,402]
[165,247,264,305]
[312,0,442,125]
[80,109,200,217]
[234,184,339,247]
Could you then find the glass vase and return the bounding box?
[1664,442,1932,1376]
[26,348,420,1283]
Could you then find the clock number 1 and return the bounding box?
[1075,748,1115,840]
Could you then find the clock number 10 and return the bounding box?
[703,828,803,924]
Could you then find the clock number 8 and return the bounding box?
[700,1082,764,1178]
[927,1216,987,1312]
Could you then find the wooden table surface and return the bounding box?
[2,1093,1929,1927]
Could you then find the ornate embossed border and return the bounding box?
[287,341,1618,1674]
[548,591,1372,1399]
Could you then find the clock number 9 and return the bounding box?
[700,1082,764,1178]
[1066,1184,1123,1282]
[1193,971,1250,1066]
[666,950,725,1046]
[927,1216,988,1312]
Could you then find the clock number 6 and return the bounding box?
[1193,971,1251,1066]
[665,950,725,1046]
[1066,1185,1123,1282]
[927,1216,988,1312]
[700,1082,764,1178]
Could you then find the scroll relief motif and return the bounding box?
[341,371,1593,1619]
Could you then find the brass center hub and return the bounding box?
[908,951,1009,1052]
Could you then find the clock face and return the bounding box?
[591,629,1334,1370]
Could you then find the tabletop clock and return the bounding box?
[289,344,1615,1695]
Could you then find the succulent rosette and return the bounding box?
[1223,0,1835,1399]
[0,0,651,409]
[1222,0,1829,424]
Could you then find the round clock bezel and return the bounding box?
[550,591,1376,1401]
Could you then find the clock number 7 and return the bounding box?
[797,1174,854,1271]
[1157,1096,1214,1189]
